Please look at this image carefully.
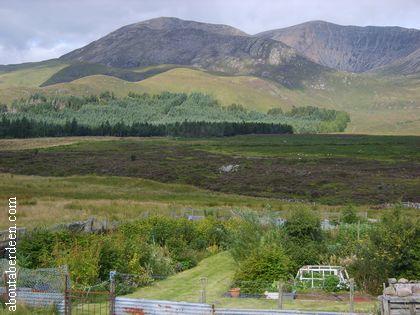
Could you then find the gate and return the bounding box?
[64,289,111,315]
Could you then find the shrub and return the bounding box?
[285,208,322,242]
[341,205,359,224]
[233,244,292,294]
[323,275,340,292]
[54,240,101,287]
[350,207,420,294]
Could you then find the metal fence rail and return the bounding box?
[114,297,213,315]
[0,287,65,313]
[114,297,364,315]
[216,309,361,315]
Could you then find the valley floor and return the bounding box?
[0,134,418,228]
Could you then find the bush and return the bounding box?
[285,208,322,242]
[233,244,292,294]
[341,205,358,224]
[350,207,420,294]
[323,275,340,292]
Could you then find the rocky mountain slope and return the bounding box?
[376,48,420,75]
[257,20,420,73]
[60,17,327,88]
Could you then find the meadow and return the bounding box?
[0,135,418,210]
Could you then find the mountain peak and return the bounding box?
[60,17,326,88]
[257,21,420,73]
[126,16,248,36]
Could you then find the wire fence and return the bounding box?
[0,259,67,313]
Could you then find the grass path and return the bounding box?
[128,251,236,303]
[128,251,376,313]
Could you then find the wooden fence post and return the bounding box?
[64,274,71,315]
[3,273,9,303]
[199,277,207,303]
[109,271,116,315]
[383,297,390,315]
[277,281,284,309]
[349,278,355,313]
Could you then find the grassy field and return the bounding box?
[1,135,418,207]
[129,251,376,313]
[0,63,419,135]
[0,136,116,151]
[0,172,321,229]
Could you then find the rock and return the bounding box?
[383,286,396,296]
[398,278,409,284]
[396,287,412,297]
[412,285,420,294]
[219,164,240,173]
[388,278,397,284]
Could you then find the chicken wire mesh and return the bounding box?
[0,259,69,293]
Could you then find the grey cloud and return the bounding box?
[1,0,419,64]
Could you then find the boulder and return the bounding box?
[388,278,397,285]
[383,286,396,296]
[219,164,240,173]
[412,285,420,294]
[398,278,409,284]
[396,287,412,297]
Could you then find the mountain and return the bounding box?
[1,17,419,135]
[60,17,328,88]
[376,48,420,75]
[256,20,420,73]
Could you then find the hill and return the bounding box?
[60,17,327,88]
[1,66,419,135]
[257,20,420,74]
[43,68,420,135]
[40,62,177,86]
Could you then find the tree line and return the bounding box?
[0,116,293,138]
[2,91,350,135]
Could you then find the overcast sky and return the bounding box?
[1,0,419,65]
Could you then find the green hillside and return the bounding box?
[0,60,67,89]
[0,63,419,135]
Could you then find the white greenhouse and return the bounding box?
[295,265,350,288]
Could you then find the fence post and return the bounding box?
[383,296,390,315]
[109,271,116,315]
[3,272,9,303]
[64,274,71,315]
[277,281,283,309]
[199,277,207,303]
[349,278,355,313]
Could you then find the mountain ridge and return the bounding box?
[256,20,420,73]
[60,17,329,88]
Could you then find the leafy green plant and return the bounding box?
[341,205,359,224]
[233,244,292,294]
[323,275,340,292]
